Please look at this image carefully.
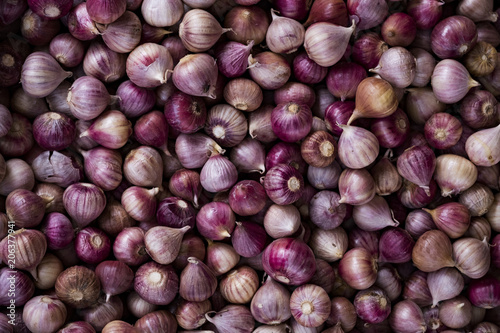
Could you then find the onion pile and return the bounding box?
[0,0,500,332]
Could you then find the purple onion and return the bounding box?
[271,102,313,143]
[40,212,74,250]
[431,59,479,104]
[307,161,342,190]
[156,197,196,229]
[249,105,279,143]
[405,209,436,239]
[407,0,444,30]
[468,275,500,309]
[229,137,266,174]
[348,226,380,259]
[324,101,356,136]
[378,228,415,264]
[397,145,436,196]
[262,237,316,285]
[389,300,426,333]
[55,321,96,333]
[32,150,84,188]
[200,154,238,193]
[229,180,267,216]
[5,188,45,228]
[403,270,432,307]
[67,3,99,40]
[75,227,111,264]
[0,0,27,26]
[309,190,346,230]
[266,142,307,175]
[232,221,267,258]
[0,113,33,157]
[352,195,399,232]
[21,9,61,46]
[113,227,148,266]
[375,265,403,302]
[274,82,316,108]
[121,186,158,222]
[274,0,310,20]
[134,110,169,152]
[431,15,478,59]
[135,310,177,333]
[398,178,438,209]
[67,76,111,121]
[134,261,179,305]
[196,201,235,241]
[293,51,329,84]
[180,257,217,302]
[352,32,389,70]
[27,0,71,21]
[263,164,305,206]
[174,133,224,169]
[80,147,123,192]
[164,91,207,134]
[83,39,126,83]
[63,182,106,228]
[162,36,188,65]
[168,169,202,208]
[459,90,498,129]
[424,112,463,150]
[49,33,85,68]
[326,62,367,101]
[0,268,35,307]
[86,0,126,24]
[354,287,392,324]
[370,108,410,148]
[116,80,156,118]
[214,40,254,78]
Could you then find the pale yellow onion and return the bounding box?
[347,77,399,125]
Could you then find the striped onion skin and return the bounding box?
[220,266,259,304]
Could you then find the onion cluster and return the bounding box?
[0,0,499,332]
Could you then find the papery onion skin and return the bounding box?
[431,59,480,104]
[431,15,478,60]
[262,237,316,286]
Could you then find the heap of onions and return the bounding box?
[0,0,500,332]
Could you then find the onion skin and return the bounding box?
[262,237,316,286]
[431,15,478,59]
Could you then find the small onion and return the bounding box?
[262,238,316,286]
